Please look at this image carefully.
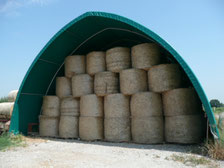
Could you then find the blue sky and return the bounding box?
[0,0,223,102]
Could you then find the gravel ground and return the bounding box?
[0,137,223,168]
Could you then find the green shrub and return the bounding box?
[0,97,8,103]
[214,107,224,114]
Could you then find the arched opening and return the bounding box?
[9,12,219,140]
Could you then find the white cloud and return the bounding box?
[29,0,52,6]
[0,0,53,15]
[0,0,22,13]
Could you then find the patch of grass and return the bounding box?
[170,154,213,167]
[0,97,8,103]
[206,141,224,160]
[213,107,224,114]
[0,132,26,151]
[191,140,224,161]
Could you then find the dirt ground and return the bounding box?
[0,137,223,168]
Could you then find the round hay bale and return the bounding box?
[165,115,205,144]
[65,55,86,78]
[131,117,164,144]
[60,97,80,116]
[148,64,182,92]
[39,115,59,137]
[59,115,79,138]
[42,96,60,117]
[106,47,131,72]
[163,88,202,116]
[87,51,106,75]
[131,43,161,70]
[120,69,147,95]
[104,117,131,142]
[80,94,103,117]
[0,102,14,118]
[56,77,72,98]
[8,90,18,102]
[131,92,162,117]
[104,93,130,118]
[94,71,119,96]
[72,74,93,97]
[214,114,219,124]
[79,116,103,141]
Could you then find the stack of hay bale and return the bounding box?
[0,102,14,120]
[39,42,204,144]
[163,88,205,143]
[59,97,79,138]
[0,90,18,119]
[0,90,18,132]
[79,94,103,141]
[39,96,60,137]
[103,47,131,142]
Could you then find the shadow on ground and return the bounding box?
[27,134,203,155]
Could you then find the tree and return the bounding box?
[210,99,223,107]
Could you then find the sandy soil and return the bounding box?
[0,137,223,168]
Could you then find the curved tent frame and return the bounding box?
[9,11,219,138]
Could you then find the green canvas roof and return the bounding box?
[9,11,219,138]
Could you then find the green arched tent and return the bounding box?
[9,11,219,139]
